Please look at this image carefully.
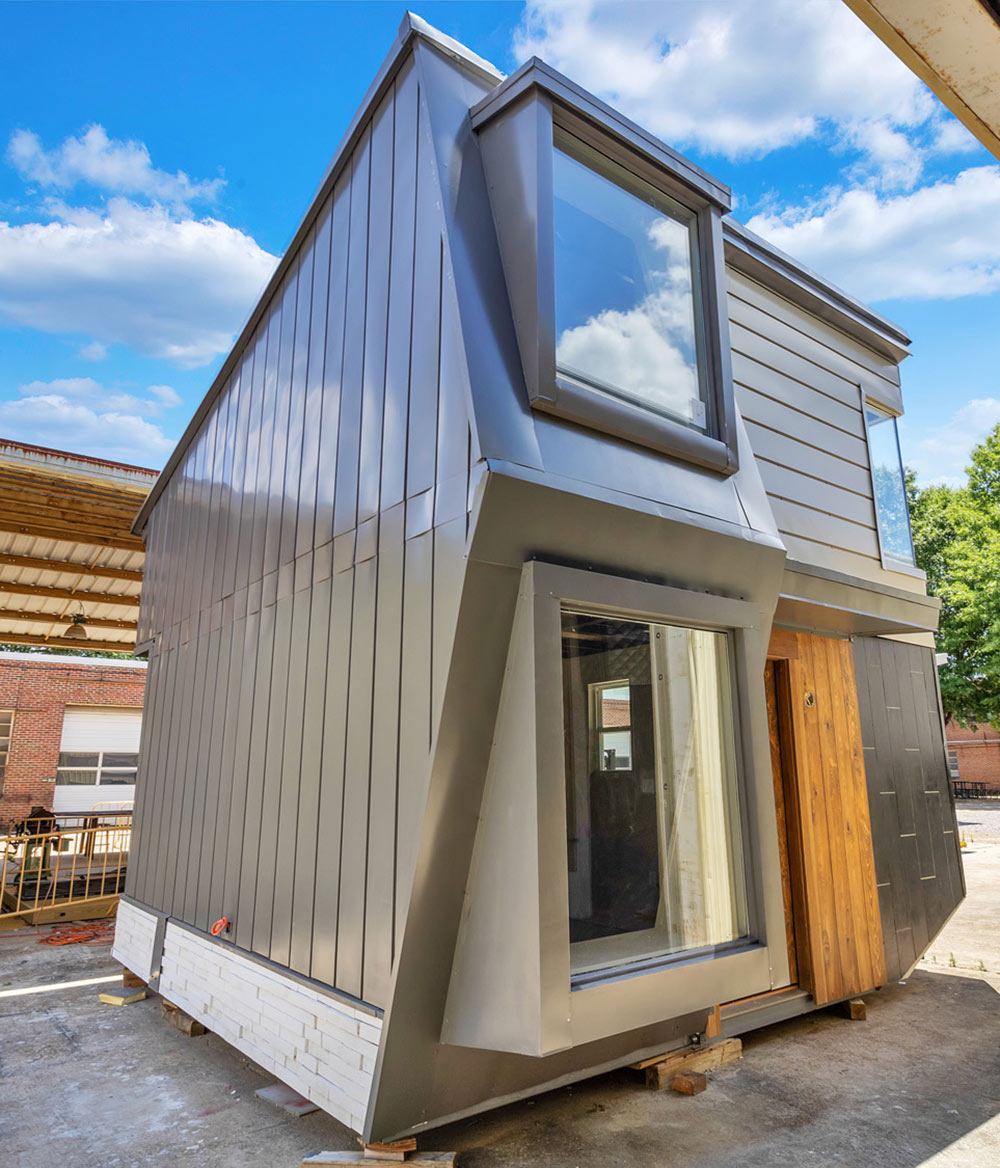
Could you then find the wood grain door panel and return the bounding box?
[767,630,886,1005]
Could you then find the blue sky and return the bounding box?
[1,0,998,484]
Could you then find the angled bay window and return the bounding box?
[472,60,738,473]
[864,401,916,570]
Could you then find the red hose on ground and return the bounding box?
[37,920,117,946]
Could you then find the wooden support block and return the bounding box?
[670,1070,707,1096]
[705,1005,721,1039]
[840,997,867,1021]
[122,969,146,989]
[98,989,147,1006]
[640,1037,743,1090]
[160,998,207,1036]
[303,1155,456,1166]
[360,1139,417,1161]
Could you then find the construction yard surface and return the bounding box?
[2,802,998,1168]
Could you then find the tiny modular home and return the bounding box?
[113,14,964,1144]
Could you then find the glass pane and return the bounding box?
[102,753,139,768]
[553,131,707,431]
[0,712,12,731]
[562,610,747,972]
[56,769,99,785]
[58,752,100,768]
[99,770,137,785]
[866,406,915,566]
[599,730,632,770]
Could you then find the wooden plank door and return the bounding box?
[766,629,886,1005]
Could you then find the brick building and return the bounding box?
[946,720,1000,795]
[0,651,147,827]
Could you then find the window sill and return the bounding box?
[535,376,738,475]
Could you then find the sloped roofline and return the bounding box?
[133,13,502,535]
[135,11,911,534]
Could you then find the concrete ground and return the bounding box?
[2,811,998,1168]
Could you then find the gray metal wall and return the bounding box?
[128,55,474,1010]
[853,636,964,980]
[728,268,915,593]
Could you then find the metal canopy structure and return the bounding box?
[0,441,157,654]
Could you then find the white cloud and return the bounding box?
[746,165,1000,302]
[905,399,1000,485]
[515,0,935,171]
[0,197,278,367]
[0,377,182,466]
[8,125,223,209]
[77,340,107,362]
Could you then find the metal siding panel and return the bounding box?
[394,530,433,950]
[296,198,334,560]
[153,637,196,912]
[736,386,868,467]
[170,627,212,917]
[249,308,282,587]
[730,323,867,410]
[214,371,239,605]
[280,235,315,567]
[139,645,175,903]
[289,574,333,974]
[334,131,371,539]
[221,609,262,922]
[315,172,352,549]
[382,65,418,513]
[269,587,312,966]
[181,624,223,924]
[252,593,294,957]
[265,269,301,571]
[431,516,466,736]
[337,555,377,997]
[200,618,238,928]
[310,567,354,986]
[358,92,395,527]
[405,114,441,502]
[236,328,268,594]
[363,502,405,1005]
[734,361,865,440]
[755,460,876,529]
[223,349,254,600]
[235,601,276,951]
[204,395,229,611]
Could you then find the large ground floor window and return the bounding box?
[562,609,748,974]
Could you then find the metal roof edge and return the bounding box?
[133,12,503,535]
[723,217,911,363]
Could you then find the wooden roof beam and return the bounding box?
[0,609,137,632]
[0,514,144,552]
[0,553,143,582]
[0,580,140,608]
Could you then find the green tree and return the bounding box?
[909,425,1000,725]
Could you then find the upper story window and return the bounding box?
[472,60,738,475]
[553,131,709,435]
[865,402,916,569]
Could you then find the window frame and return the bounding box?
[862,394,922,578]
[533,562,786,1045]
[0,709,12,798]
[471,62,739,476]
[55,749,139,787]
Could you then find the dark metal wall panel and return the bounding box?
[130,61,473,1011]
[853,637,963,981]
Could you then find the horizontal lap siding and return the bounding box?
[728,270,893,580]
[127,59,472,1010]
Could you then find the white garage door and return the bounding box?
[53,706,142,815]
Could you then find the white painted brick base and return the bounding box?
[112,897,158,981]
[112,900,382,1133]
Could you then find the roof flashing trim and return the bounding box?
[723,218,911,362]
[470,58,731,211]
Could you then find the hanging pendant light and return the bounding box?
[62,610,89,640]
